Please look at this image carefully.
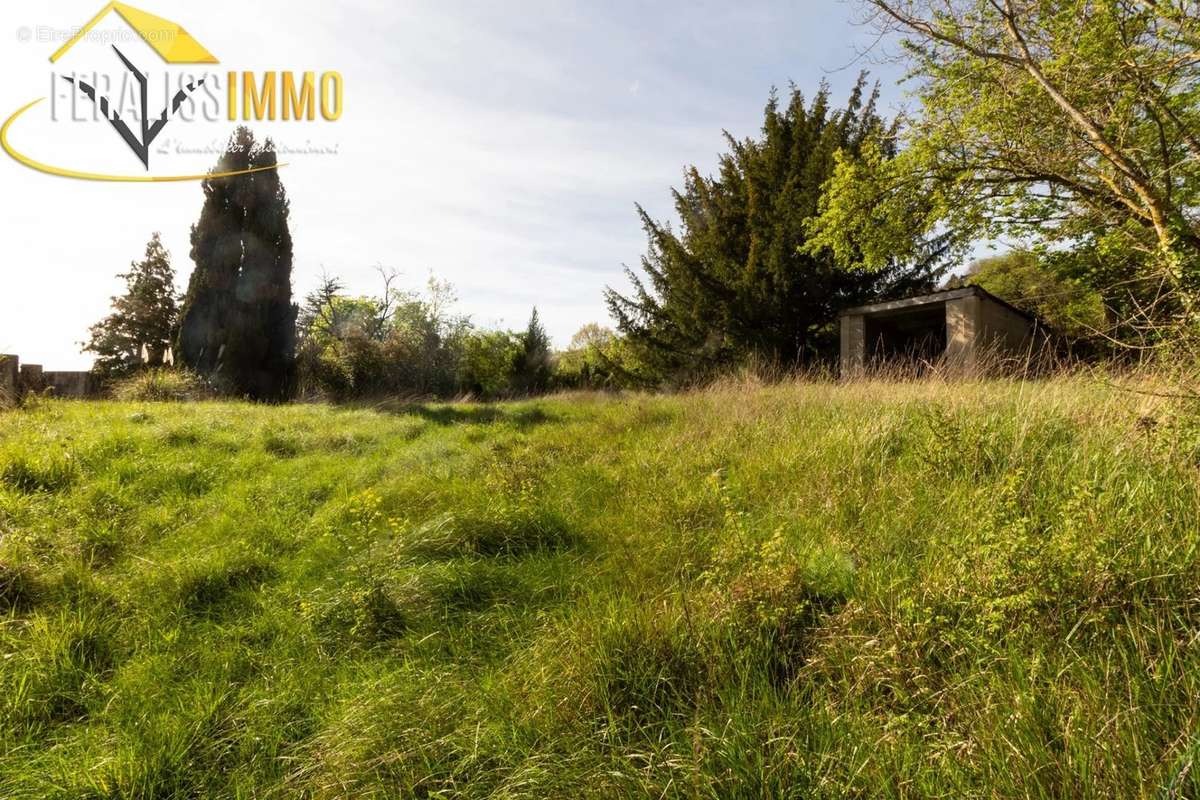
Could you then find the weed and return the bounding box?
[113,369,213,402]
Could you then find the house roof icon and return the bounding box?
[50,1,218,64]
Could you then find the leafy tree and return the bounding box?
[383,277,472,396]
[606,76,949,380]
[83,233,178,379]
[297,274,348,342]
[569,323,616,353]
[295,271,472,400]
[514,307,553,393]
[295,287,388,399]
[554,323,643,390]
[459,330,523,399]
[177,128,297,400]
[947,250,1107,339]
[297,274,388,346]
[810,1,1200,318]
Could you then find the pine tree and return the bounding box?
[514,307,552,394]
[177,128,297,400]
[83,233,178,379]
[605,76,950,380]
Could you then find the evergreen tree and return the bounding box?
[514,307,553,394]
[177,128,297,400]
[605,76,950,379]
[83,233,178,379]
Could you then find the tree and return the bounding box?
[569,323,616,352]
[811,1,1200,319]
[947,250,1107,339]
[296,273,348,343]
[459,330,523,399]
[554,323,640,390]
[514,307,553,393]
[605,77,950,380]
[83,233,178,379]
[294,271,473,400]
[388,280,471,395]
[177,128,297,400]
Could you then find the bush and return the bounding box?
[457,330,523,399]
[113,369,213,402]
[553,325,646,390]
[295,277,474,401]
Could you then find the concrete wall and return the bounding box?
[946,294,1037,371]
[839,314,865,377]
[0,355,16,404]
[944,295,981,371]
[0,354,100,401]
[979,298,1036,356]
[840,289,1039,377]
[19,364,44,394]
[43,371,98,398]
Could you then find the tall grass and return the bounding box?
[0,376,1198,797]
[112,369,213,403]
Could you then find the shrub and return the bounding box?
[113,369,213,402]
[553,324,645,390]
[458,330,523,399]
[294,274,472,400]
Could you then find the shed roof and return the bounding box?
[838,285,1036,321]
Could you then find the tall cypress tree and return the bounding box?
[605,75,950,379]
[178,128,297,400]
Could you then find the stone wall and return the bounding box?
[0,354,99,401]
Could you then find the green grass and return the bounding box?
[2,378,1200,798]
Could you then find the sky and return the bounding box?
[0,0,914,370]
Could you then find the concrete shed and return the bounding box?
[839,286,1041,376]
[0,355,16,401]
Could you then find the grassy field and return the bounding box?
[2,378,1200,798]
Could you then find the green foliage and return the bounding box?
[383,277,472,395]
[554,324,646,390]
[2,381,1200,795]
[82,233,179,380]
[296,274,577,401]
[295,273,473,400]
[606,76,950,381]
[458,329,523,399]
[513,307,553,394]
[949,250,1107,338]
[177,128,297,400]
[814,1,1200,320]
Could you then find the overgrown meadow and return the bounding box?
[2,378,1200,798]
